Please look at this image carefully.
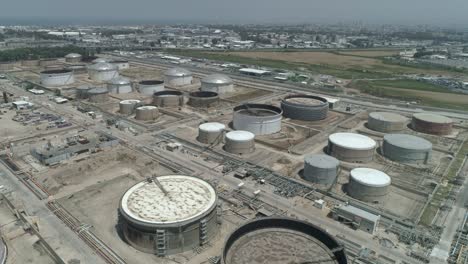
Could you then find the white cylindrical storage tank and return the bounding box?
[201,74,234,94]
[224,131,255,155]
[135,106,159,121]
[382,134,432,164]
[107,77,132,94]
[138,80,165,95]
[88,62,119,82]
[152,90,184,107]
[303,154,340,185]
[164,67,193,87]
[233,104,283,135]
[327,133,376,163]
[197,122,226,144]
[367,112,407,133]
[65,53,82,63]
[40,69,74,86]
[88,87,109,103]
[119,100,141,115]
[110,60,130,70]
[119,175,218,256]
[348,168,391,203]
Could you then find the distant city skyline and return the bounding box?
[1,0,467,27]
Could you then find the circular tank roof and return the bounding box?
[108,77,131,85]
[88,62,117,71]
[199,122,226,132]
[92,58,108,63]
[40,69,72,74]
[65,53,82,58]
[88,87,108,94]
[137,106,157,110]
[121,175,217,225]
[304,154,340,169]
[413,113,452,124]
[234,104,283,117]
[139,80,164,85]
[350,168,391,187]
[226,131,255,141]
[283,94,328,106]
[384,134,432,150]
[165,67,192,77]
[369,112,407,122]
[202,74,233,85]
[329,133,376,150]
[120,99,141,105]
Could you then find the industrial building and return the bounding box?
[31,133,119,165]
[333,205,380,235]
[138,80,165,95]
[152,90,184,107]
[119,100,141,115]
[197,122,225,144]
[220,217,347,264]
[64,53,82,63]
[188,91,219,108]
[40,69,74,86]
[382,134,432,164]
[224,131,255,154]
[135,106,159,121]
[233,104,283,135]
[88,62,119,82]
[347,168,391,203]
[200,74,234,94]
[327,133,376,163]
[119,175,218,256]
[367,112,408,133]
[412,113,453,135]
[281,94,329,121]
[303,154,340,185]
[164,67,193,87]
[87,88,109,103]
[107,77,132,94]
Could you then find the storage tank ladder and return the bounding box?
[156,229,167,256]
[199,218,208,245]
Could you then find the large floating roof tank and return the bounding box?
[233,104,283,135]
[281,94,329,121]
[40,69,74,86]
[348,168,391,203]
[119,175,218,256]
[367,112,407,133]
[382,134,432,164]
[327,133,376,163]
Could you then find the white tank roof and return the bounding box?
[120,99,141,105]
[92,58,107,63]
[121,175,216,225]
[226,130,255,141]
[88,62,117,71]
[329,133,376,150]
[369,112,407,122]
[108,76,131,85]
[202,74,233,85]
[137,106,157,110]
[350,168,391,187]
[199,122,226,132]
[165,67,192,77]
[65,53,82,58]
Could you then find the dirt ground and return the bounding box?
[338,50,400,57]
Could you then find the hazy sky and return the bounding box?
[1,0,467,26]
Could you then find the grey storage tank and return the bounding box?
[88,62,119,82]
[281,94,329,121]
[107,77,132,94]
[348,168,391,203]
[138,80,165,95]
[200,74,234,94]
[233,104,283,135]
[327,133,377,163]
[411,113,453,135]
[88,87,109,103]
[197,122,226,145]
[75,85,92,99]
[303,154,340,185]
[119,100,141,115]
[188,91,219,108]
[119,175,218,256]
[224,131,255,155]
[382,134,432,164]
[164,67,193,87]
[367,112,408,133]
[152,90,184,108]
[65,53,82,63]
[135,106,159,121]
